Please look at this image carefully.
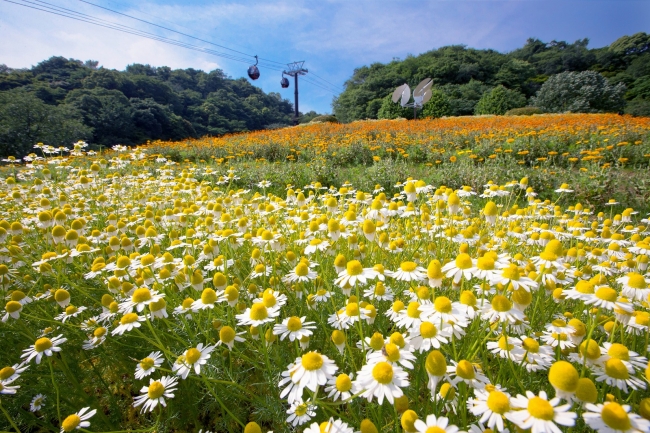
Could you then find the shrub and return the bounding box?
[474,85,527,115]
[421,90,451,118]
[309,115,339,123]
[532,70,626,113]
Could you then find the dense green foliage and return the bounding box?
[531,71,626,113]
[0,57,298,157]
[474,85,527,115]
[333,33,650,121]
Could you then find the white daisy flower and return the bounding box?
[21,334,67,364]
[30,394,46,412]
[468,386,513,432]
[172,343,216,379]
[583,402,650,433]
[387,261,427,282]
[280,351,338,403]
[414,414,464,433]
[353,360,409,404]
[60,407,97,432]
[507,390,576,433]
[273,316,316,342]
[111,313,146,336]
[133,376,178,412]
[134,351,164,379]
[286,398,316,427]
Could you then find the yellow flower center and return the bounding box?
[201,288,217,305]
[527,397,555,421]
[121,313,139,324]
[5,301,21,313]
[295,263,309,277]
[548,361,578,392]
[345,302,359,317]
[220,326,236,343]
[420,322,438,339]
[575,280,595,294]
[294,403,308,416]
[627,273,647,289]
[434,296,452,314]
[455,253,473,269]
[262,291,277,307]
[487,391,510,414]
[61,414,81,432]
[93,327,106,338]
[374,282,386,296]
[595,287,618,302]
[607,343,630,361]
[372,361,394,384]
[309,238,323,246]
[425,350,446,376]
[286,317,303,332]
[0,367,15,380]
[335,374,352,392]
[520,337,539,354]
[491,295,512,312]
[501,265,521,281]
[477,257,495,270]
[456,360,475,380]
[65,305,78,315]
[400,261,417,272]
[425,428,446,433]
[578,339,600,359]
[604,359,629,380]
[140,357,155,370]
[347,260,364,276]
[384,343,401,362]
[601,402,631,431]
[406,302,421,319]
[498,335,514,351]
[539,251,557,262]
[147,381,165,399]
[185,348,201,365]
[34,337,52,352]
[301,352,324,371]
[249,304,268,321]
[369,333,384,351]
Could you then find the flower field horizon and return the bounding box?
[1,113,650,432]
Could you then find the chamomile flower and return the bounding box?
[583,402,650,433]
[236,303,280,327]
[283,262,318,284]
[468,386,513,432]
[134,351,164,379]
[273,316,316,342]
[133,376,178,412]
[303,419,354,433]
[413,414,464,433]
[21,334,67,364]
[481,295,524,324]
[286,398,316,426]
[387,261,427,282]
[281,351,338,400]
[111,312,146,336]
[172,343,216,379]
[334,260,375,287]
[593,358,646,393]
[354,360,410,404]
[446,359,490,390]
[60,407,97,432]
[30,394,46,412]
[0,376,19,394]
[507,390,576,432]
[441,253,475,284]
[324,373,354,401]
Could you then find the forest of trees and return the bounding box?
[0,58,301,157]
[333,33,650,122]
[1,33,649,157]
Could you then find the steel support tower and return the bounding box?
[283,61,308,125]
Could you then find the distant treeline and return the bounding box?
[333,33,650,122]
[0,58,321,158]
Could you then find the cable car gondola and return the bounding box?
[248,55,260,80]
[281,73,289,88]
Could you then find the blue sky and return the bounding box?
[1,0,648,114]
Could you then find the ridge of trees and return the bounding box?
[333,33,650,122]
[0,57,304,157]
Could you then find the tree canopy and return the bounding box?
[0,57,300,157]
[333,33,650,121]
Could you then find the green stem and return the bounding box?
[0,399,20,433]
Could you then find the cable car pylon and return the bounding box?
[282,61,308,125]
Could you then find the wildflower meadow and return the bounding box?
[1,113,650,433]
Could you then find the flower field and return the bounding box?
[1,114,650,433]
